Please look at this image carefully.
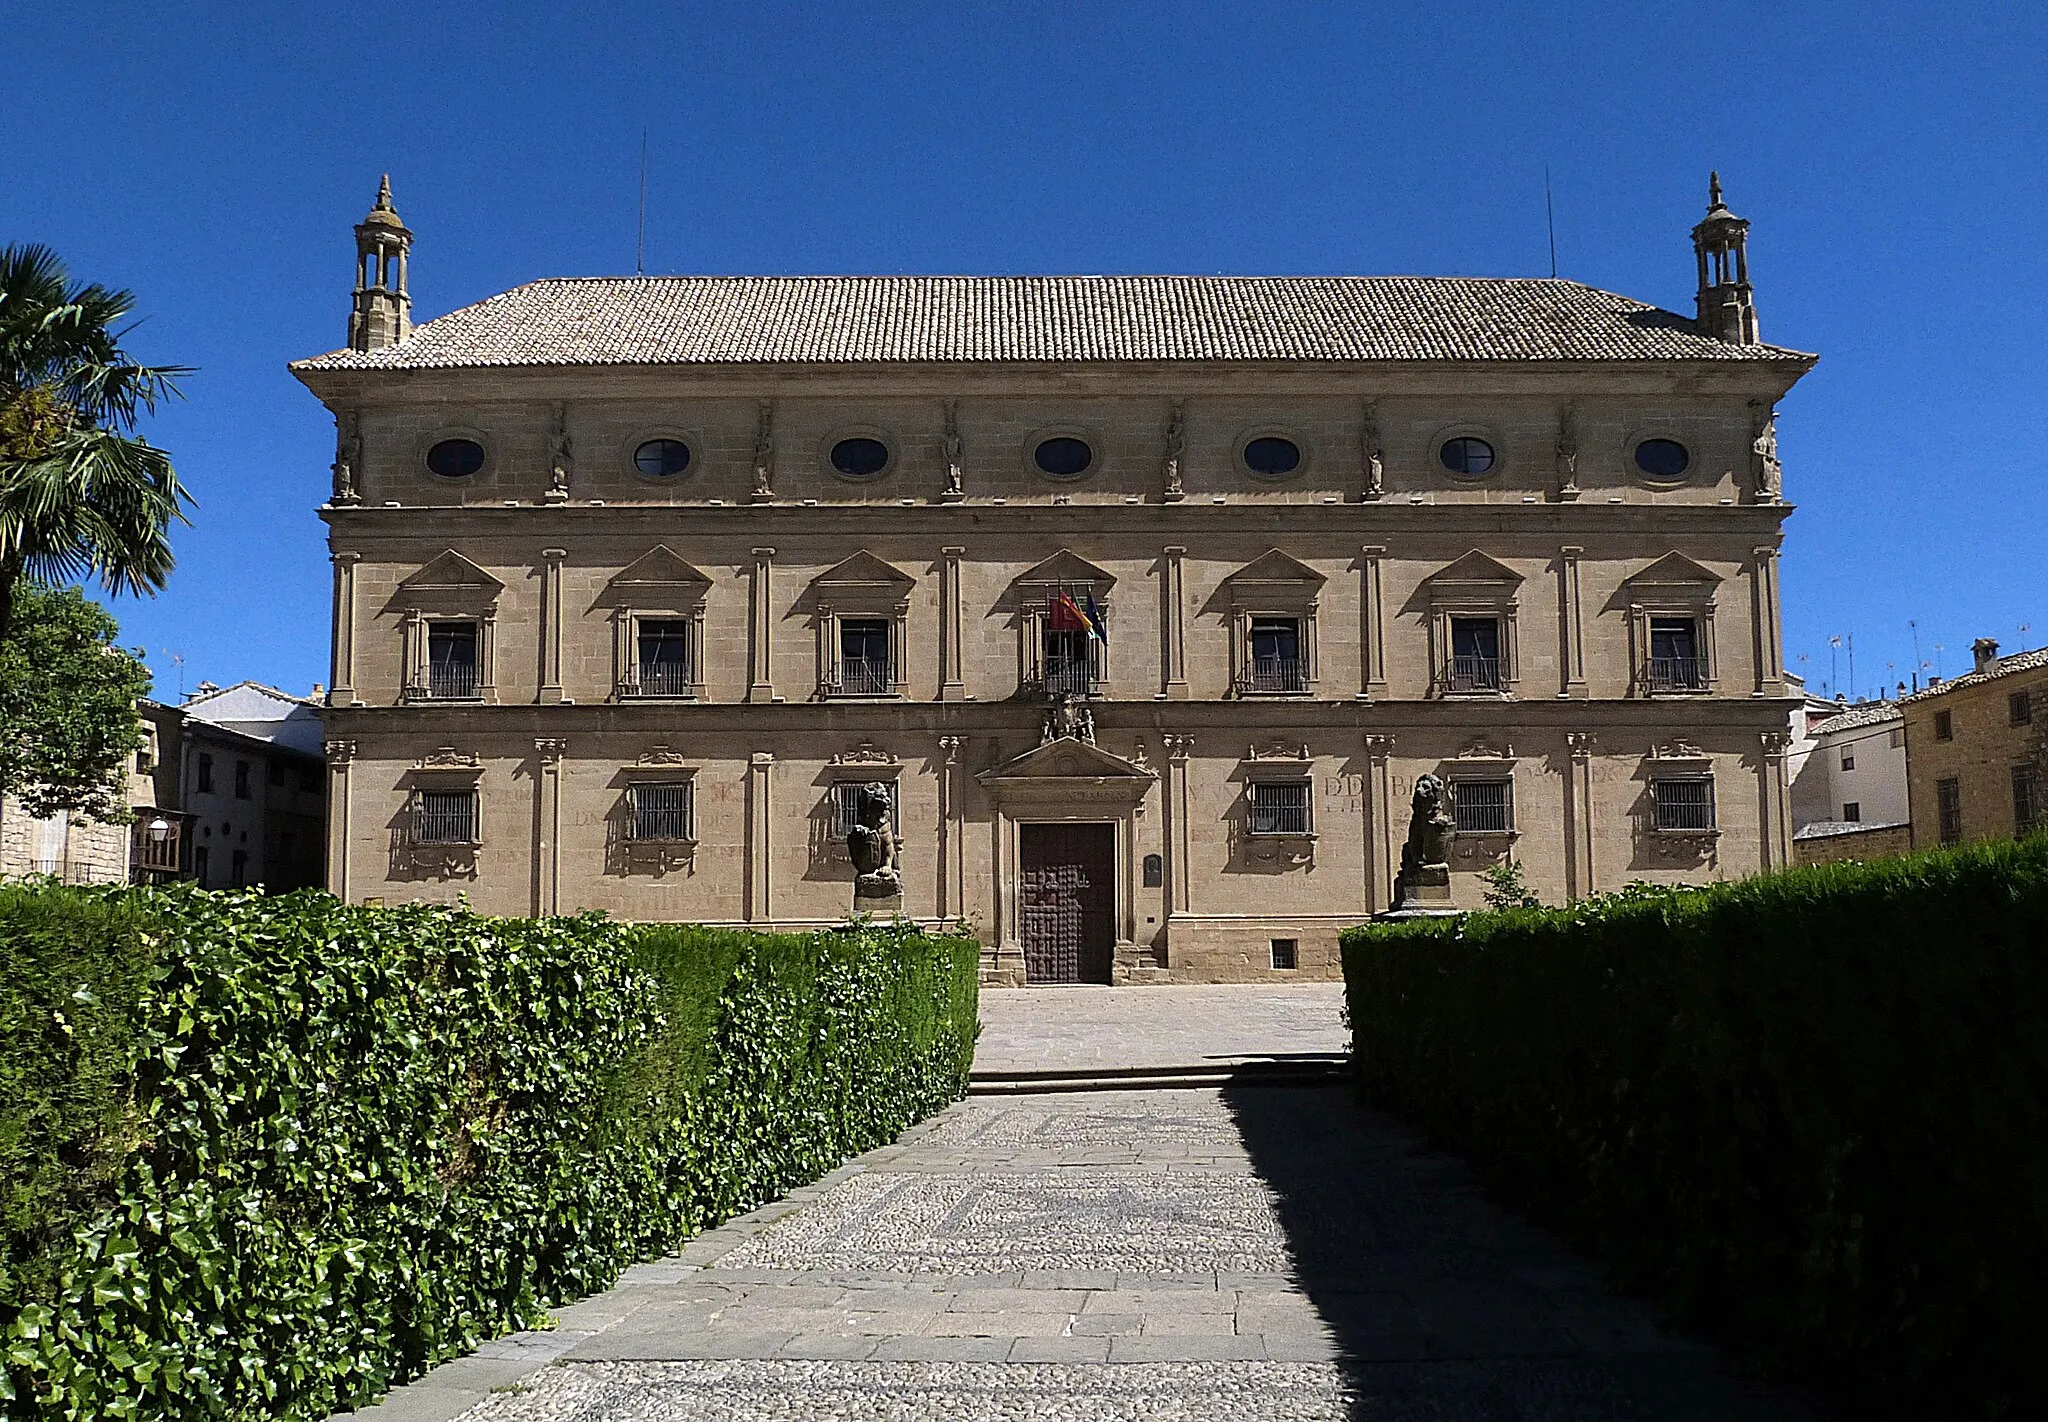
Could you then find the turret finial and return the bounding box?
[1708,170,1723,209]
[375,173,394,211]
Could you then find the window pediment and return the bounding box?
[811,550,917,606]
[1223,549,1325,608]
[604,545,712,606]
[394,550,503,611]
[1623,552,1722,604]
[1423,550,1523,605]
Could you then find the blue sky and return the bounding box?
[10,0,2044,703]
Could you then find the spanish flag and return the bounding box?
[1050,590,1107,642]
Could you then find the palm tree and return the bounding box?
[0,244,192,647]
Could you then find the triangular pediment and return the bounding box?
[812,549,916,592]
[1224,548,1326,589]
[1013,549,1117,589]
[396,550,503,604]
[978,737,1155,784]
[1424,550,1523,587]
[1624,552,1722,588]
[608,545,712,594]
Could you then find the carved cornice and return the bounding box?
[1244,739,1311,764]
[1449,736,1515,761]
[1647,738,1712,763]
[637,745,692,765]
[832,740,900,767]
[414,746,481,770]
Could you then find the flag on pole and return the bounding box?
[1083,589,1109,643]
[1049,588,1092,635]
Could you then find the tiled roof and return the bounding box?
[1794,819,1909,842]
[1901,646,2048,704]
[293,275,1816,372]
[1811,701,1904,737]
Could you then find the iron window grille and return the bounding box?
[1937,778,1963,843]
[1651,777,1716,832]
[2012,692,2033,727]
[1447,617,1503,692]
[1934,710,1953,741]
[410,788,480,846]
[2014,765,2041,836]
[626,620,694,698]
[1647,617,1707,690]
[835,619,892,696]
[1452,779,1514,834]
[425,622,481,699]
[627,780,694,843]
[1270,938,1299,970]
[1247,780,1312,836]
[1843,802,1861,822]
[833,782,901,839]
[1241,617,1307,694]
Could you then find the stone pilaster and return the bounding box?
[325,740,355,901]
[939,547,967,700]
[539,548,567,704]
[1364,733,1395,912]
[746,752,774,920]
[329,552,360,706]
[533,738,564,915]
[1558,545,1588,698]
[748,548,776,703]
[1161,546,1188,698]
[1565,732,1597,900]
[1163,735,1194,913]
[1360,545,1388,699]
[1751,545,1784,694]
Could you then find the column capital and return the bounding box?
[1363,733,1396,756]
[324,739,357,766]
[534,738,566,763]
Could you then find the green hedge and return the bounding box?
[0,884,978,1420]
[1342,835,2048,1421]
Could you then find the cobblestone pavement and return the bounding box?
[973,983,1350,1073]
[347,1085,1817,1422]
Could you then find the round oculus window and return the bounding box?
[1242,436,1303,478]
[1033,436,1095,478]
[633,438,692,477]
[1634,438,1691,479]
[1438,437,1496,476]
[829,437,891,479]
[425,438,486,478]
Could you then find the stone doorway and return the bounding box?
[1019,823,1115,984]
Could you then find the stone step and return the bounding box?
[966,1055,1348,1095]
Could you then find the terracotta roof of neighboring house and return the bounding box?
[1811,701,1904,737]
[1902,646,2048,704]
[1794,819,1910,841]
[292,275,1818,372]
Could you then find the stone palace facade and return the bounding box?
[293,175,1814,983]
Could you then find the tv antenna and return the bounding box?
[1544,166,1558,278]
[161,649,186,701]
[636,127,649,276]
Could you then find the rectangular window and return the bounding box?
[2015,765,2041,836]
[1452,779,1513,833]
[1647,617,1706,690]
[1937,777,1963,844]
[1652,777,1715,832]
[834,781,901,839]
[1840,748,1855,771]
[1245,617,1306,693]
[130,815,182,873]
[2012,691,2033,727]
[136,746,155,774]
[1843,801,1861,822]
[1247,780,1312,836]
[1890,728,1904,749]
[194,845,210,883]
[1040,625,1097,696]
[1935,709,1953,741]
[628,780,694,843]
[838,619,891,695]
[234,761,251,799]
[1447,617,1502,691]
[632,619,694,697]
[230,849,247,887]
[412,788,480,845]
[197,753,214,793]
[1270,938,1298,971]
[426,621,480,699]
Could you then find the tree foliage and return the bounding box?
[0,585,149,820]
[0,244,192,648]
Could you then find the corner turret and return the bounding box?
[348,175,412,352]
[1691,172,1758,344]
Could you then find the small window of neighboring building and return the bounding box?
[1438,436,1495,476]
[425,438,486,478]
[833,782,900,839]
[2014,765,2041,837]
[1890,728,1904,749]
[194,845,210,884]
[234,761,250,799]
[197,753,214,793]
[300,762,323,793]
[1934,709,1953,741]
[1937,778,1963,844]
[230,849,248,887]
[1840,748,1855,771]
[627,780,694,843]
[2012,691,2033,727]
[1843,802,1861,822]
[412,788,480,846]
[136,745,155,774]
[1652,777,1715,832]
[1270,938,1299,970]
[1634,439,1691,479]
[1247,780,1312,836]
[1453,779,1514,834]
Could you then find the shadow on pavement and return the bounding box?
[1220,1084,1826,1422]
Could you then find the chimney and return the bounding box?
[1973,638,2000,675]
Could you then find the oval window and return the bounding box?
[830,437,890,479]
[634,438,692,477]
[1243,436,1302,478]
[1634,438,1691,479]
[1033,436,1094,478]
[425,438,486,478]
[1438,437,1495,476]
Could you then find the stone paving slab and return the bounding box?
[972,983,1349,1074]
[337,1086,1818,1421]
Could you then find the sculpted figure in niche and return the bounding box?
[1750,402,1781,501]
[848,781,902,902]
[1163,400,1186,499]
[1554,402,1579,498]
[752,400,775,498]
[1361,401,1385,500]
[546,402,572,500]
[1041,693,1096,746]
[1391,773,1455,909]
[332,410,362,504]
[942,399,964,496]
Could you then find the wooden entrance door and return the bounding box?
[1019,823,1116,984]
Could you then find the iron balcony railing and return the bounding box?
[622,660,694,698]
[1447,655,1502,692]
[424,663,479,699]
[1239,657,1308,694]
[1647,655,1706,690]
[1037,655,1099,697]
[836,657,892,696]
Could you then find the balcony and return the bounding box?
[835,657,893,697]
[621,661,695,698]
[1238,657,1309,695]
[1446,655,1502,693]
[1646,656,1707,692]
[419,664,479,700]
[1035,655,1099,697]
